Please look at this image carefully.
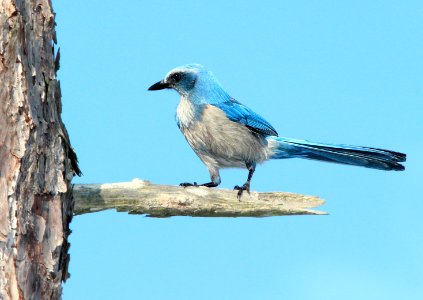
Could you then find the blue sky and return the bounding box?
[55,1,422,299]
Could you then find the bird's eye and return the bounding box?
[171,73,182,82]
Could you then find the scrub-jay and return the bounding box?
[148,64,406,198]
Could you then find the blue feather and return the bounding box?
[212,99,278,136]
[268,137,405,171]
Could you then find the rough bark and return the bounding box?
[74,179,326,217]
[0,1,79,299]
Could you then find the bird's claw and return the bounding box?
[180,182,198,187]
[234,183,250,200]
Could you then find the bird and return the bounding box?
[148,64,406,199]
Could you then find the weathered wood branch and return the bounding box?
[73,179,326,217]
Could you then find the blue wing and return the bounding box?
[212,99,278,136]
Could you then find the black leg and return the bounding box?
[234,162,256,200]
[180,182,219,188]
[180,171,221,189]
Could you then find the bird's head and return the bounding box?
[148,64,229,102]
[148,64,204,95]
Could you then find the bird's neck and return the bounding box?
[176,96,201,129]
[176,79,231,128]
[188,80,231,105]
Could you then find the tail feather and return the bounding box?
[268,137,406,171]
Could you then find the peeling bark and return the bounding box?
[0,1,79,299]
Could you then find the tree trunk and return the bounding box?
[0,1,79,299]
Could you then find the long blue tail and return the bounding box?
[268,137,406,171]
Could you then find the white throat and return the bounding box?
[176,96,196,128]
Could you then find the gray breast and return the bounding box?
[178,102,270,169]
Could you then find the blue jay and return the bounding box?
[148,64,406,198]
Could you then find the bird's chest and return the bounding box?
[177,103,269,166]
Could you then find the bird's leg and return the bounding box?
[180,171,221,188]
[234,162,256,200]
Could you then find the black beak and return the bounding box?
[148,80,170,91]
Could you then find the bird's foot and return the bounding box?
[234,182,250,200]
[180,182,198,187]
[180,182,218,188]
